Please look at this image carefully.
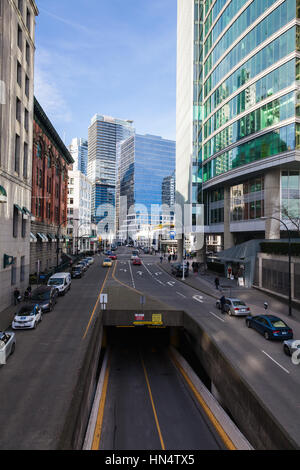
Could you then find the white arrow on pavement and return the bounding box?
[137,271,143,276]
[193,295,204,303]
[167,281,176,287]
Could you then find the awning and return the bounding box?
[23,207,35,220]
[47,233,56,243]
[0,185,7,203]
[37,233,48,243]
[30,232,37,243]
[14,204,24,214]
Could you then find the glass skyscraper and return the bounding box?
[117,134,176,241]
[87,114,135,235]
[69,138,88,176]
[177,0,300,253]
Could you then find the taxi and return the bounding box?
[102,258,113,267]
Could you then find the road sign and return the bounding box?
[152,314,162,323]
[100,294,108,304]
[135,313,145,321]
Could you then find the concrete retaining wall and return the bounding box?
[58,313,104,450]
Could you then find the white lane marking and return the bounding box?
[209,311,225,323]
[119,268,127,273]
[193,295,203,303]
[137,271,143,276]
[167,281,176,287]
[261,350,290,375]
[176,292,186,298]
[128,261,135,289]
[142,261,165,285]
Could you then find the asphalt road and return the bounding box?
[112,247,300,448]
[99,327,224,450]
[0,255,107,450]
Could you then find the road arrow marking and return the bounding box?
[193,295,203,303]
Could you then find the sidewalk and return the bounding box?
[159,261,300,323]
[0,284,41,332]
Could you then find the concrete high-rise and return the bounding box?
[0,0,38,312]
[87,114,134,238]
[176,0,300,258]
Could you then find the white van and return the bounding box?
[47,272,71,296]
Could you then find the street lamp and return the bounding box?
[261,216,292,316]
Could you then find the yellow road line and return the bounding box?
[169,350,236,450]
[82,266,111,340]
[140,353,166,450]
[91,352,111,450]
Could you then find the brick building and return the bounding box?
[30,97,74,275]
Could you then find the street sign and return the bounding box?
[135,313,145,321]
[100,294,108,304]
[152,314,162,323]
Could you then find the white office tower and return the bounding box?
[87,114,135,238]
[69,138,88,176]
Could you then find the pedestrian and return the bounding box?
[187,261,190,270]
[215,276,220,290]
[13,287,21,305]
[168,254,171,263]
[24,286,31,302]
[220,295,226,314]
[160,255,163,263]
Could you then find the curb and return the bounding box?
[158,263,219,300]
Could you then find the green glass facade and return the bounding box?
[188,0,300,246]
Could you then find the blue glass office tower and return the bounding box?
[177,0,300,254]
[117,134,176,239]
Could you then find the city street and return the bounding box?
[0,255,107,450]
[112,247,300,448]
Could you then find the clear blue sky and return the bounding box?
[34,0,177,147]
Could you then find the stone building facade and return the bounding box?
[0,0,38,312]
[30,98,74,275]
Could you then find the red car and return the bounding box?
[109,254,117,260]
[133,257,142,265]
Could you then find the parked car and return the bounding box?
[48,272,71,296]
[102,258,112,267]
[283,339,300,356]
[0,331,16,365]
[171,262,189,277]
[71,265,84,279]
[133,257,142,266]
[245,315,293,341]
[77,261,88,272]
[216,297,251,316]
[85,257,94,265]
[30,286,58,312]
[12,304,42,330]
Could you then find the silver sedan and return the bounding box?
[216,297,251,316]
[0,332,16,365]
[283,339,300,357]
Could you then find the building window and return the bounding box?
[17,61,22,87]
[13,206,19,237]
[47,154,51,168]
[16,97,21,123]
[26,8,31,33]
[24,108,29,131]
[39,169,43,188]
[21,215,26,238]
[17,24,22,50]
[11,258,17,286]
[18,0,23,14]
[26,42,30,64]
[25,75,29,98]
[23,142,28,178]
[15,134,20,173]
[20,256,25,282]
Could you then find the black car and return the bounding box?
[72,265,83,278]
[30,286,58,312]
[171,262,189,277]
